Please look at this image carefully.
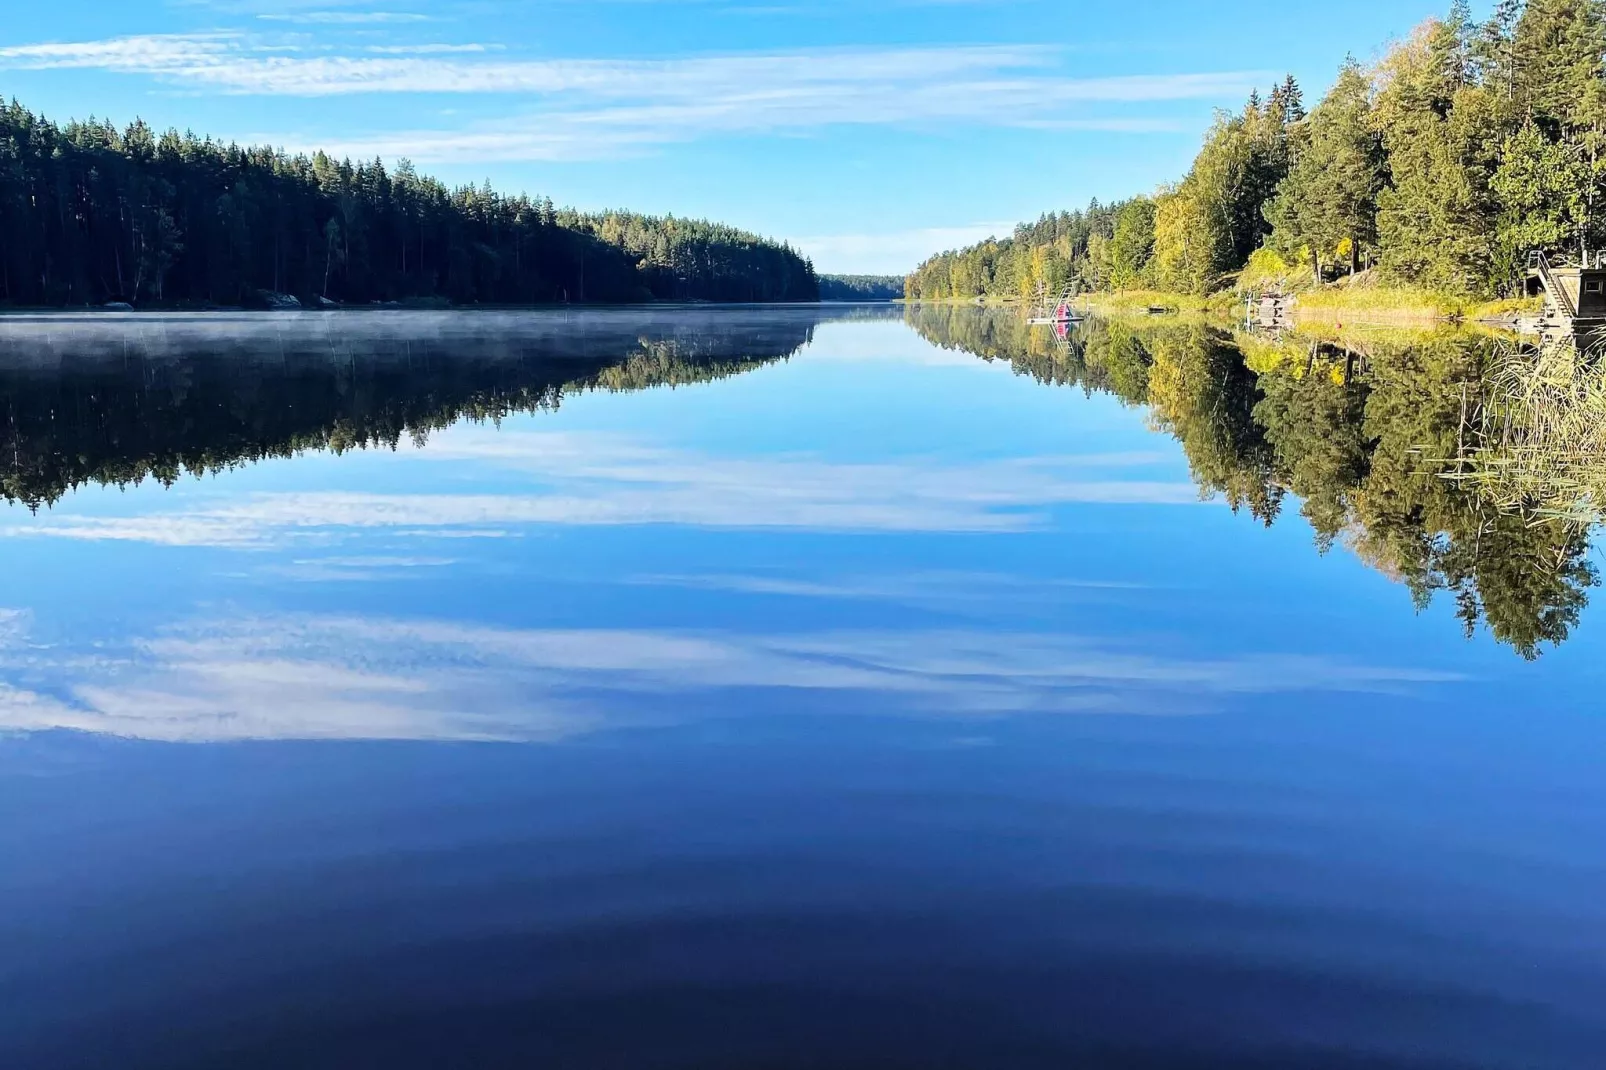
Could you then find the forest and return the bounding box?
[819,275,906,301]
[0,100,819,308]
[907,0,1605,302]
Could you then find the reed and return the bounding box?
[1451,334,1606,524]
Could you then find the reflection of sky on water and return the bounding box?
[0,317,1590,743]
[2,313,1604,1070]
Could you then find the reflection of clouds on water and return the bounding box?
[264,556,462,582]
[629,569,1153,606]
[0,429,1197,547]
[0,610,1465,743]
[0,608,34,644]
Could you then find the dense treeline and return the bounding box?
[906,201,1130,302]
[0,100,818,308]
[819,275,905,301]
[908,0,1606,300]
[0,309,830,507]
[907,305,1597,658]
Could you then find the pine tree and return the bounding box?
[1508,0,1606,258]
[1513,0,1606,130]
[1477,0,1524,104]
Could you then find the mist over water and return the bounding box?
[0,308,1602,1069]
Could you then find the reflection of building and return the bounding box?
[1249,290,1295,333]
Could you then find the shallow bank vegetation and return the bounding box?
[908,0,1606,319]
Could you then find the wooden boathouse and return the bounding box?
[1526,251,1606,333]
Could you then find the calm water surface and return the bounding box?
[0,307,1602,1069]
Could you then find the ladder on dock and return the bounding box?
[1027,284,1082,325]
[1530,251,1578,322]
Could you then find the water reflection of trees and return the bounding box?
[906,305,1598,659]
[0,310,829,511]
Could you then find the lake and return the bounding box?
[0,306,1602,1069]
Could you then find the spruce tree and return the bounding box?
[1374,18,1501,291]
[1477,0,1524,104]
[1108,199,1158,290]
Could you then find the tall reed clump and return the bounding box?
[1452,333,1606,523]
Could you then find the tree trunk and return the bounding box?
[324,230,335,298]
[1580,131,1593,265]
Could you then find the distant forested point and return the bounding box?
[819,275,906,301]
[0,100,819,309]
[907,0,1605,302]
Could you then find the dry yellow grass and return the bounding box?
[1081,290,1226,315]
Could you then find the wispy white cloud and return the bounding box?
[0,610,1466,742]
[257,11,435,24]
[0,33,1264,160]
[0,34,239,74]
[0,609,35,647]
[360,44,497,55]
[0,37,1234,99]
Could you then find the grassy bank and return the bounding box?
[911,280,1543,327]
[1084,283,1457,323]
[1081,290,1230,315]
[1236,254,1545,324]
[1088,278,1542,326]
[1282,285,1540,325]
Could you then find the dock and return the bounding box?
[1027,283,1084,326]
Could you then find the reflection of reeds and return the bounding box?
[1451,334,1606,524]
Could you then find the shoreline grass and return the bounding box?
[828,285,1545,329]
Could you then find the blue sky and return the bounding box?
[3,0,1458,273]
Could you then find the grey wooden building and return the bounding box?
[1527,252,1606,325]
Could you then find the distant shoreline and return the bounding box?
[0,299,892,316]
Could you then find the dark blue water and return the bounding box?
[0,308,1602,1069]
